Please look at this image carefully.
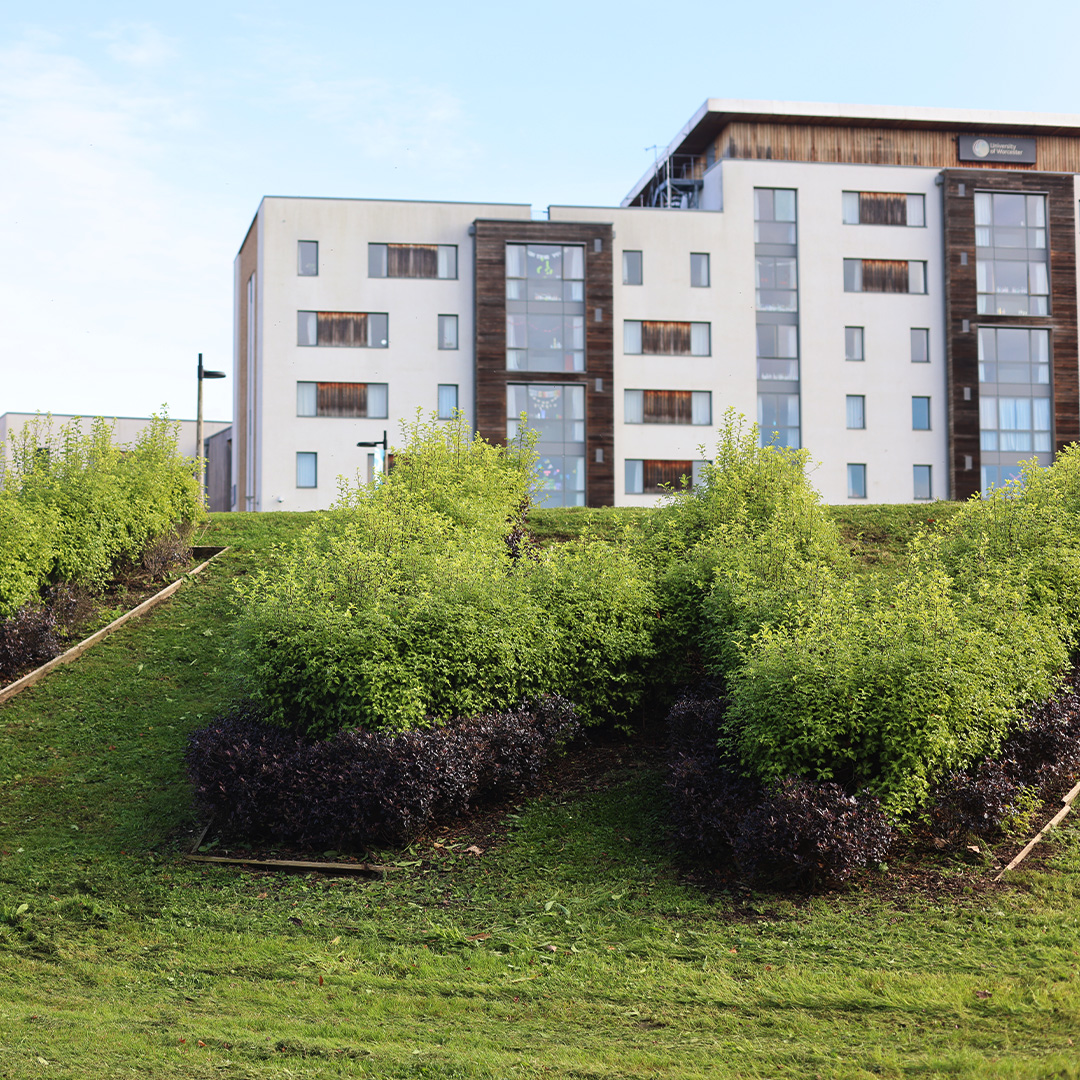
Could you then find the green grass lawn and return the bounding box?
[3,508,1079,1079]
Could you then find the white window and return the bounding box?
[847,463,867,499]
[298,241,318,276]
[623,320,643,355]
[913,465,932,500]
[437,384,458,419]
[846,395,865,429]
[296,452,317,488]
[845,326,864,361]
[911,328,929,363]
[624,389,643,424]
[690,322,711,356]
[438,314,458,350]
[690,253,710,288]
[437,245,457,279]
[692,391,711,425]
[296,382,317,416]
[912,396,931,430]
[622,250,642,285]
[625,458,643,494]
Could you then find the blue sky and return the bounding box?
[3,0,1079,423]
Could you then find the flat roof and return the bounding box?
[623,98,1080,205]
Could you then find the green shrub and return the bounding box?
[0,412,202,615]
[640,410,849,685]
[234,413,655,736]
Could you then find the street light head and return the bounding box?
[203,370,227,379]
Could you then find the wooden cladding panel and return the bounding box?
[859,192,906,225]
[641,321,692,355]
[714,123,1080,171]
[643,390,693,424]
[388,244,438,278]
[943,169,1079,499]
[317,382,367,418]
[643,460,693,492]
[474,220,613,506]
[318,312,368,347]
[861,260,910,294]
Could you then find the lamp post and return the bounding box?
[356,430,389,481]
[197,353,226,501]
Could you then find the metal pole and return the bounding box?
[196,353,205,502]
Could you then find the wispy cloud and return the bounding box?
[95,22,178,69]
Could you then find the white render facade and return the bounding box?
[234,100,1080,509]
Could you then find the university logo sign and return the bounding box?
[959,135,1037,164]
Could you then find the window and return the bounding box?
[690,253,710,287]
[506,243,585,372]
[757,323,799,380]
[846,395,865,429]
[844,260,927,294]
[847,463,867,499]
[912,396,931,430]
[297,311,388,347]
[296,452,317,488]
[754,188,797,243]
[296,381,388,418]
[438,314,458,350]
[625,459,700,494]
[979,395,1051,453]
[913,465,932,501]
[845,326,864,361]
[622,250,643,285]
[758,393,800,449]
[978,326,1049,386]
[368,243,457,279]
[975,192,1048,315]
[622,320,710,356]
[437,384,458,419]
[506,383,585,507]
[624,389,711,425]
[755,256,798,310]
[298,241,318,276]
[842,192,925,227]
[911,328,930,363]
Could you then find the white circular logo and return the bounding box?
[972,138,990,158]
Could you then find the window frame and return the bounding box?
[296,452,317,489]
[297,240,318,276]
[437,384,459,420]
[847,463,867,500]
[845,326,864,362]
[438,314,459,351]
[911,328,930,363]
[690,252,710,288]
[622,250,643,286]
[846,394,866,430]
[912,396,931,431]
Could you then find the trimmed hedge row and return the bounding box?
[186,695,580,850]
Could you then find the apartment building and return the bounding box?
[233,99,1080,509]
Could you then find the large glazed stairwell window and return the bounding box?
[506,383,585,507]
[975,192,1048,316]
[754,188,800,449]
[978,326,1052,492]
[505,243,586,372]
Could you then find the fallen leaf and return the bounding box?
[967,844,981,854]
[465,845,483,855]
[319,975,324,986]
[975,990,991,999]
[546,944,558,952]
[197,1041,207,1047]
[932,837,948,850]
[467,933,492,941]
[729,948,738,954]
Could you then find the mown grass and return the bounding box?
[3,508,1080,1078]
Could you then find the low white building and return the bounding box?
[233,99,1080,509]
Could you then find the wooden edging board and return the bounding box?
[0,546,229,707]
[993,779,1080,881]
[184,819,390,876]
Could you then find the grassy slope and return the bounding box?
[2,507,1079,1079]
